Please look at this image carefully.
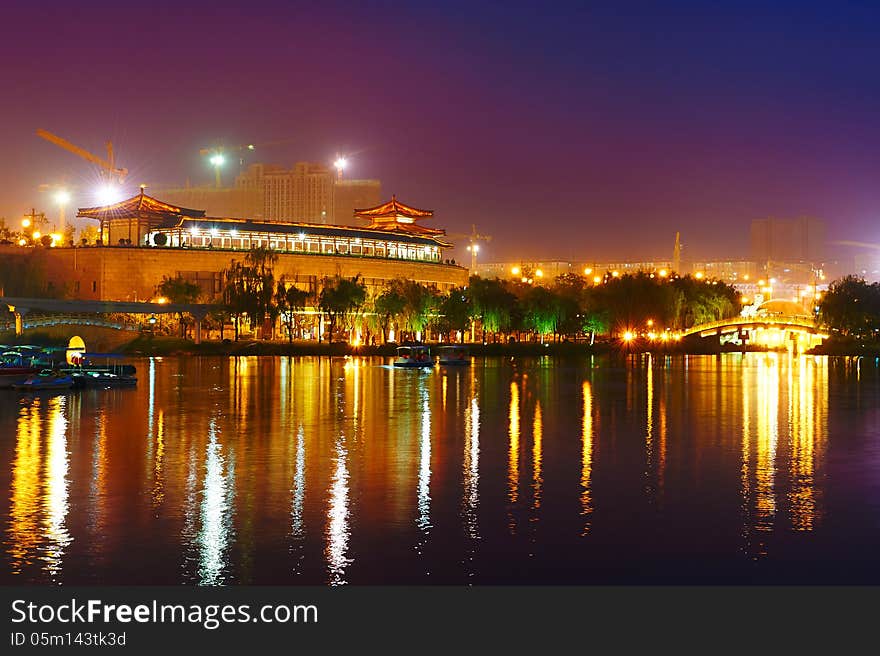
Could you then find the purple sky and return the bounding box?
[1,0,878,262]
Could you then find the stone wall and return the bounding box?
[40,245,470,302]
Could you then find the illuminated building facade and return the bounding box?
[263,162,334,223]
[52,192,466,304]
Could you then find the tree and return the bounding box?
[398,279,438,340]
[318,274,367,343]
[219,248,279,340]
[819,275,880,339]
[157,275,201,338]
[373,282,407,343]
[275,278,311,343]
[468,276,516,342]
[436,287,471,342]
[245,247,279,338]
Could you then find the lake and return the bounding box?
[2,353,880,585]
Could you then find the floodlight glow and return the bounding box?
[54,190,71,205]
[210,154,225,167]
[96,184,123,206]
[334,157,348,171]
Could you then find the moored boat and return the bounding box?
[72,370,138,388]
[393,345,434,367]
[437,345,470,366]
[0,347,54,388]
[12,370,75,392]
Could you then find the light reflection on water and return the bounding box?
[1,353,878,585]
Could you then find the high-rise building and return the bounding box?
[334,179,382,225]
[263,162,334,223]
[153,162,381,225]
[750,217,826,264]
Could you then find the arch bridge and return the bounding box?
[1,297,212,343]
[683,312,828,351]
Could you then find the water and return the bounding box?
[2,353,880,585]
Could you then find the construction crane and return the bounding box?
[199,143,255,188]
[446,224,492,272]
[199,137,299,188]
[36,129,128,183]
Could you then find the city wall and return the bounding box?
[37,246,469,302]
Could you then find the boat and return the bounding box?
[72,370,138,389]
[0,347,54,388]
[393,345,434,368]
[437,345,470,366]
[12,370,75,392]
[63,347,138,388]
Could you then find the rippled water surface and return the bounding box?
[3,353,880,585]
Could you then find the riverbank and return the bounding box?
[110,335,826,357]
[4,331,875,357]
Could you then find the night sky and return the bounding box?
[1,0,878,262]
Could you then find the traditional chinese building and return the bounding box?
[52,192,466,304]
[77,190,205,246]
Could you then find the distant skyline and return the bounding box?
[1,0,878,262]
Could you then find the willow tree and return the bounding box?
[318,274,367,343]
[275,278,311,343]
[157,275,201,338]
[436,287,471,343]
[373,282,407,343]
[521,285,560,342]
[468,276,516,342]
[220,247,279,340]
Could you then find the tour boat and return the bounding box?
[67,350,138,388]
[437,345,470,366]
[72,370,138,389]
[0,348,52,388]
[12,370,75,392]
[393,345,434,368]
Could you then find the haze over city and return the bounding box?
[1,0,878,261]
